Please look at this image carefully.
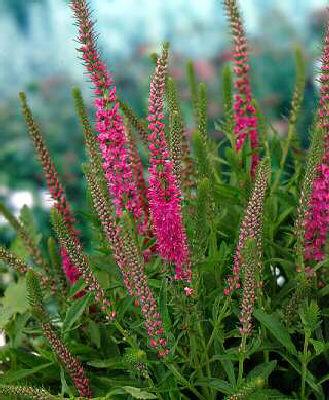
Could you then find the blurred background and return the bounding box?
[0,0,328,240]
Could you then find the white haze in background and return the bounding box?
[0,0,327,99]
[0,332,6,348]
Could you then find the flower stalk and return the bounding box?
[26,270,92,398]
[303,25,329,261]
[85,166,168,355]
[50,208,115,319]
[71,0,147,233]
[225,159,270,295]
[223,0,259,176]
[19,92,81,285]
[147,44,192,283]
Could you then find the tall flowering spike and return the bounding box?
[303,24,329,261]
[166,77,195,195]
[50,208,116,320]
[72,88,104,169]
[84,165,134,296]
[0,203,42,265]
[197,82,208,142]
[73,87,151,239]
[85,167,168,355]
[120,227,169,356]
[166,77,184,187]
[239,239,260,335]
[225,159,270,295]
[294,124,325,263]
[0,246,29,275]
[19,92,81,285]
[0,203,56,290]
[223,0,259,176]
[47,237,69,298]
[70,0,147,233]
[186,60,199,125]
[0,247,54,291]
[147,44,192,283]
[26,271,92,398]
[0,385,56,400]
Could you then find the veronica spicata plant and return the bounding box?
[0,1,329,399]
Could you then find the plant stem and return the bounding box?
[206,298,230,352]
[238,334,247,386]
[301,333,309,400]
[165,362,207,400]
[196,319,214,399]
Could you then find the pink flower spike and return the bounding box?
[71,0,147,232]
[223,0,260,176]
[304,25,329,261]
[146,44,192,283]
[60,247,81,284]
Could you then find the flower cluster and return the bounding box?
[19,92,81,285]
[51,209,116,320]
[0,385,56,400]
[304,27,329,261]
[86,169,168,355]
[147,44,192,282]
[225,160,270,295]
[26,270,92,398]
[239,239,259,335]
[223,0,259,176]
[0,247,55,291]
[42,322,92,398]
[71,0,147,233]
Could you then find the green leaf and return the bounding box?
[210,355,236,386]
[0,279,28,328]
[276,350,323,395]
[247,360,277,381]
[62,292,93,333]
[309,338,326,356]
[196,378,233,395]
[122,386,157,399]
[253,309,297,355]
[87,358,125,369]
[88,319,101,349]
[0,362,53,383]
[68,277,87,297]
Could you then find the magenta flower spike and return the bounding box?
[146,44,192,283]
[71,0,147,233]
[224,0,259,176]
[304,26,329,261]
[19,92,81,285]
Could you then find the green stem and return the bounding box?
[301,333,309,400]
[196,320,214,399]
[238,334,247,386]
[206,298,230,352]
[165,362,207,400]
